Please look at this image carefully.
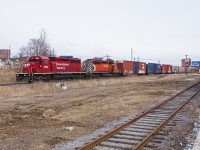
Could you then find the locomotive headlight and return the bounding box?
[23,63,30,67]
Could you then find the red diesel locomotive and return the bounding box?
[23,56,81,73]
[82,58,119,74]
[16,56,84,82]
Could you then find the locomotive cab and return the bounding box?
[23,56,50,74]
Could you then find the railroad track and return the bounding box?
[79,82,200,150]
[0,83,28,86]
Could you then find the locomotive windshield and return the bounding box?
[29,58,42,64]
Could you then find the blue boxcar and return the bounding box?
[155,64,162,74]
[146,63,162,74]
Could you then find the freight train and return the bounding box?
[16,56,196,83]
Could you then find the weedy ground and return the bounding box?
[0,72,199,150]
[0,68,16,83]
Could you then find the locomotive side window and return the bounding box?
[30,59,42,64]
[44,60,48,65]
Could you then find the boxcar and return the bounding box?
[146,63,161,74]
[133,62,146,74]
[162,64,172,74]
[117,60,134,75]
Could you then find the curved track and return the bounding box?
[79,82,200,150]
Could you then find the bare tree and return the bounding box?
[18,28,55,57]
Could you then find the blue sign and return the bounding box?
[191,61,200,67]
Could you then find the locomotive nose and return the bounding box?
[23,63,31,67]
[22,62,32,73]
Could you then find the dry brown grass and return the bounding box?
[0,68,16,83]
[0,73,199,150]
[0,74,198,98]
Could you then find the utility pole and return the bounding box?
[131,48,133,61]
[185,54,188,76]
[104,54,111,60]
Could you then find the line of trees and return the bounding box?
[18,28,55,57]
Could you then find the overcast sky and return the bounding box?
[0,0,200,65]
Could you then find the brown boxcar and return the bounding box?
[117,60,134,75]
[162,64,172,74]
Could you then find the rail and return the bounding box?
[79,81,200,150]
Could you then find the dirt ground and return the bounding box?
[0,74,200,150]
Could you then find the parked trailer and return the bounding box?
[146,63,162,74]
[133,62,146,75]
[162,64,172,74]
